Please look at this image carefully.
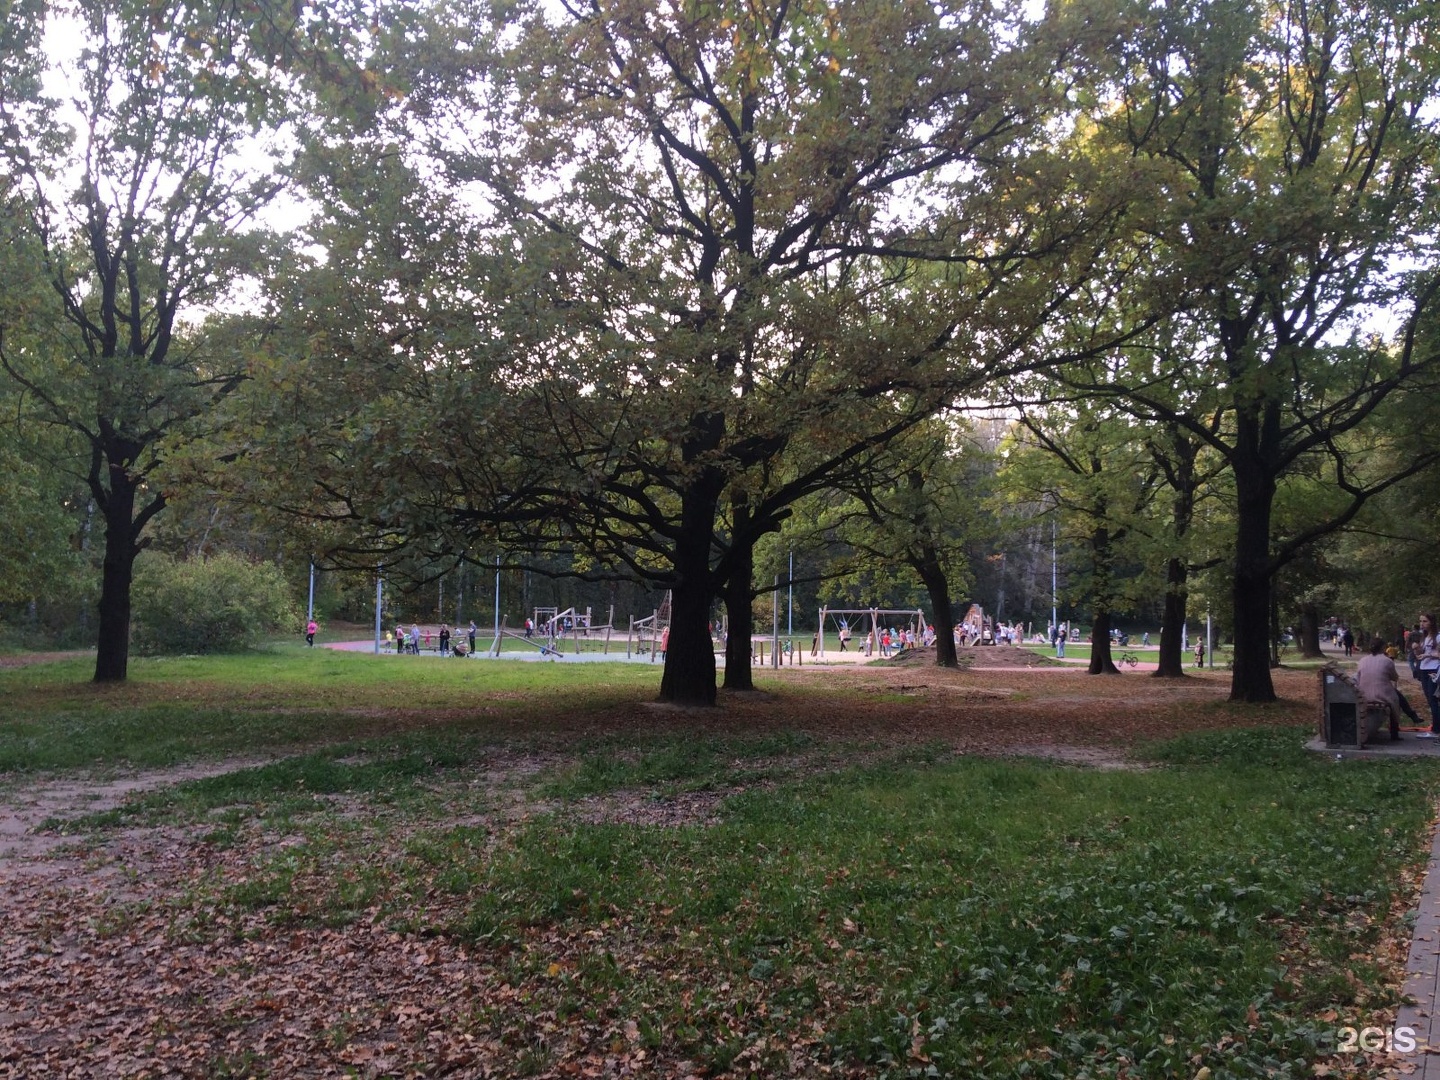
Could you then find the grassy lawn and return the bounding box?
[0,649,1431,1077]
[0,648,661,771]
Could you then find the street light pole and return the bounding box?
[787,550,793,637]
[1051,519,1058,633]
[374,574,382,654]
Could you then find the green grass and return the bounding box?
[0,648,660,771]
[96,721,1439,1079]
[1017,640,1350,672]
[7,648,1434,1076]
[536,730,823,798]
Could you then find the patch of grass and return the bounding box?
[6,653,1432,1077]
[539,731,821,798]
[0,651,660,771]
[376,725,1438,1078]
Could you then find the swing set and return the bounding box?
[814,607,928,658]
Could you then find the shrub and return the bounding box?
[132,553,299,654]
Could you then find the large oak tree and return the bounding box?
[241,0,1135,704]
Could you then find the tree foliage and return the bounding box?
[0,0,302,680]
[226,0,1138,704]
[131,551,298,654]
[1058,0,1440,700]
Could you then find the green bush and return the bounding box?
[132,552,299,654]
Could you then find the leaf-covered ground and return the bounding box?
[0,661,1430,1078]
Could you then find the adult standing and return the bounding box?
[439,624,451,657]
[1341,625,1355,658]
[1415,614,1440,738]
[468,620,478,656]
[409,623,421,655]
[305,618,317,647]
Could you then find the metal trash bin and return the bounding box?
[1319,665,1384,749]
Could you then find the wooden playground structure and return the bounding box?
[488,605,617,658]
[627,592,671,662]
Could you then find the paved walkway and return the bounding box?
[1396,820,1440,1076]
[1311,657,1440,1073]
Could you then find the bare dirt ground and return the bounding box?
[0,661,1322,1077]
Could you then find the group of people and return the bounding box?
[955,621,1023,647]
[390,621,479,656]
[876,626,920,656]
[813,621,934,656]
[1350,614,1440,739]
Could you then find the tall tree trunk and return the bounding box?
[660,575,717,705]
[722,526,755,690]
[1088,608,1119,674]
[1229,446,1277,702]
[916,548,957,668]
[94,476,140,683]
[1298,602,1323,658]
[1153,558,1188,678]
[1086,520,1118,675]
[658,455,723,705]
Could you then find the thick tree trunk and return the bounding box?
[1298,602,1323,659]
[722,534,755,690]
[1153,558,1189,678]
[660,576,717,706]
[1085,519,1118,674]
[916,551,957,668]
[1088,608,1119,674]
[1229,451,1277,703]
[94,478,139,683]
[658,457,723,705]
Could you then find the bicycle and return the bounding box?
[1118,651,1139,669]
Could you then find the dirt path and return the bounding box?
[0,758,280,883]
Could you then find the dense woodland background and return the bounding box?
[1,0,1437,702]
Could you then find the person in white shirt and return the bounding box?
[1414,614,1440,737]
